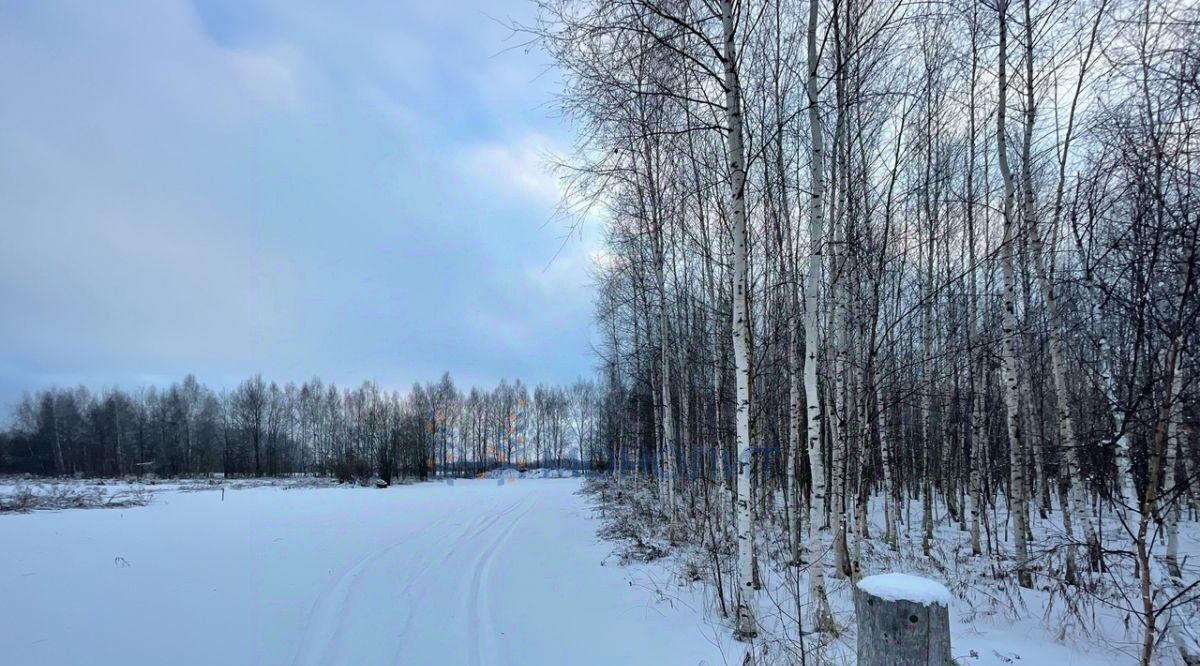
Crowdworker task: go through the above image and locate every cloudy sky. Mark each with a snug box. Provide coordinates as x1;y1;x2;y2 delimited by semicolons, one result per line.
0;0;599;406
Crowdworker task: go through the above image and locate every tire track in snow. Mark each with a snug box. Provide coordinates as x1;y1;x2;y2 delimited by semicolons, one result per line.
291;540;405;666
293;491;532;666
292;506;489;666
466;496;536;666
391;494;531;663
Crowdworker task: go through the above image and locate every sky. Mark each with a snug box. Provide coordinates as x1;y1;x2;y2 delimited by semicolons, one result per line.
0;0;600;407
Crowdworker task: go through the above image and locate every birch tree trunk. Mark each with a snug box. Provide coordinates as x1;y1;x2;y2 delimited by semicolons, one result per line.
653;168;678;527
996;0;1032;588
1164;351;1184;579
690;130;728;495
965;51;985;555
721;0;756;640
1018;1;1093;576
764;19;803;566
1138;336;1185;666
921;220;936;559
804;0;834;630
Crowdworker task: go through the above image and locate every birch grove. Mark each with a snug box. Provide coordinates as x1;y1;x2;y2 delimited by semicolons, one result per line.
530;0;1200;661
1;374;604;481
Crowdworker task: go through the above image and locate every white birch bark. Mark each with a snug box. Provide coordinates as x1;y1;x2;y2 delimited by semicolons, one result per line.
654;201;678;524
804;0;834;629
788;268;802;565
1164;351;1184;579
921;222;936;559
770;36;802;565
875;361;896;550
721;0;755;640
1103;324;1135;511
1019;25;1098;571
1027;0;1107;571
966;123;985;556
828;8;851;580
996;0;1032;588
691;139;728;495
1137;337;1185;666
710;262;727;491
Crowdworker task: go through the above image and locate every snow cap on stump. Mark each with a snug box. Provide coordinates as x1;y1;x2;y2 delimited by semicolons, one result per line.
857;573;951;607
854;573;952;666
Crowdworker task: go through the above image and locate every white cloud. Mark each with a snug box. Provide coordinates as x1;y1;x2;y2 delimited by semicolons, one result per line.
0;0;597;400
226;44;304;109
458;133;564;207
0;0;301;374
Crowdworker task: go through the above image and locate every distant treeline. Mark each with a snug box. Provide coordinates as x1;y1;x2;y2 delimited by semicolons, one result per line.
0;373;606;481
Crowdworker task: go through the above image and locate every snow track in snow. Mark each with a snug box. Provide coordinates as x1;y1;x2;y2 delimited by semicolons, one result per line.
465;496;534;666
1;478;728;666
294;490;536;666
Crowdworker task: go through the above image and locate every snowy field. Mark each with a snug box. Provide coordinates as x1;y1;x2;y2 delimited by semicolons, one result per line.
0;478;735;666
5;475;1195;665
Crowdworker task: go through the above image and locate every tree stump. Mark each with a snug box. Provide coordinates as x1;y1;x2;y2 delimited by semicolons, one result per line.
854;573;952;666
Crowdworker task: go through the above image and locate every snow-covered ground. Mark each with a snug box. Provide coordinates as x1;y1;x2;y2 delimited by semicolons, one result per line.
588;477;1200;666
9;474;1193;665
0;478;735;666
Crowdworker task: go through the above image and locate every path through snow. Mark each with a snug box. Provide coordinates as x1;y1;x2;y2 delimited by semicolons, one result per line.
1;478;731;666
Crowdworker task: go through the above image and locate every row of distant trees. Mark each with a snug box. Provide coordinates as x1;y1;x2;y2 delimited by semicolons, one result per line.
0;373;605;481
